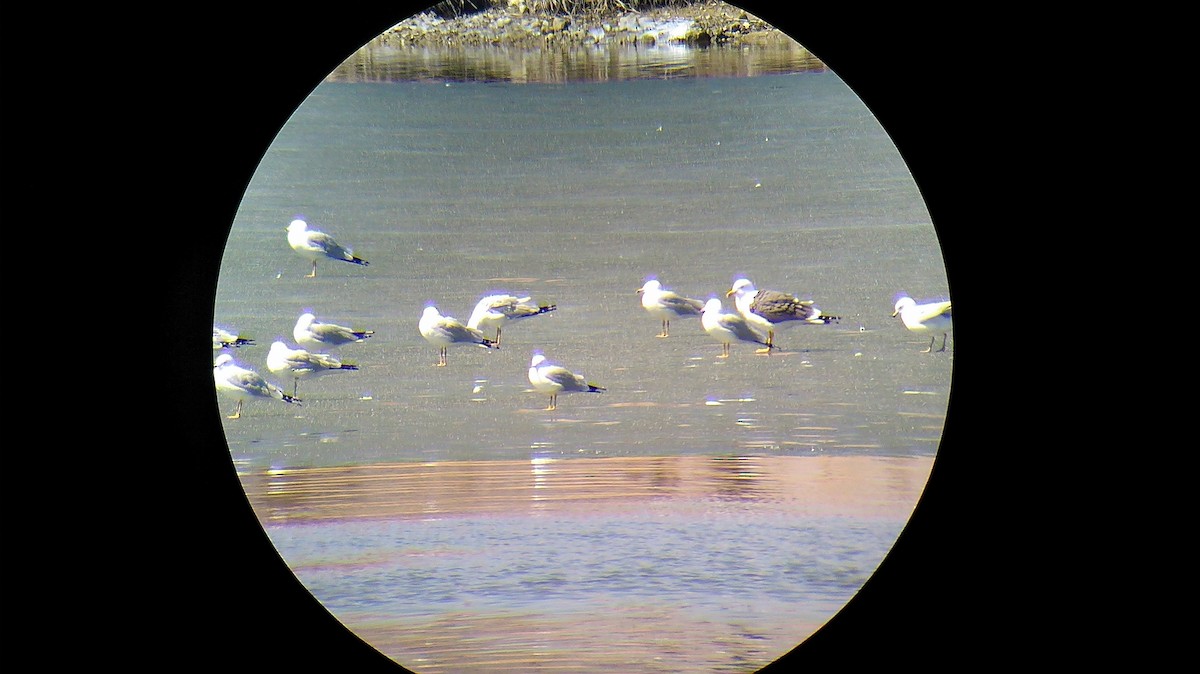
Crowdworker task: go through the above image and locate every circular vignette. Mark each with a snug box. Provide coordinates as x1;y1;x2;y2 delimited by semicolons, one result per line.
173;2;977;672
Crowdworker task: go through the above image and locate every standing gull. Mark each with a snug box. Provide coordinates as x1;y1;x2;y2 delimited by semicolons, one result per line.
419;305;497;367
527;352;606;411
286;218;369;278
293;312;374;352
637;279;704;338
701;297;774;358
213;353;300;419
266;340;360;398
466;294;557;347
727;278;839;353
892;295;952;352
213;326;255;350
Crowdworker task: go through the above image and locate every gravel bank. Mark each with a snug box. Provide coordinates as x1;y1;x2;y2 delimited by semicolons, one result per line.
379;0;792;48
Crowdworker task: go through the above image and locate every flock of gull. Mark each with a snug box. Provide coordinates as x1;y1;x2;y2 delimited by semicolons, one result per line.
214;218;953;418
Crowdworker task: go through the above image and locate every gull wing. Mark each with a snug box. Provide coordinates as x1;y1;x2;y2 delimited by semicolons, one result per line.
717;312;767;343
751;290;817;322
541;364;589;392
437;317;489;344
658;291;705;316
915;301;952;322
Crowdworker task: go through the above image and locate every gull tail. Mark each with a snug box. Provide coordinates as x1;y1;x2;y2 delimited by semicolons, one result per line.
537;304;557;315
587;383;606;393
810;313;840;325
281;392;302;405
354;330;375;340
481;338;499;350
339;364;360;371
227;337;255;347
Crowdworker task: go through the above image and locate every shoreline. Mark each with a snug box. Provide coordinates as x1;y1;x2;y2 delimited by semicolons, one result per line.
376;0;799;50
329;2;822;83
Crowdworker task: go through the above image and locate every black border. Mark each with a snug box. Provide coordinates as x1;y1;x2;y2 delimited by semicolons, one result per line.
8;2;986;670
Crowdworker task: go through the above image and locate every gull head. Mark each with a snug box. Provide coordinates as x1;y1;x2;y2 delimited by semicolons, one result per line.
287;219;309;234
637;279;662;295
892;296;915;317
702;297;723;314
214;353;234;367
728;278;754;297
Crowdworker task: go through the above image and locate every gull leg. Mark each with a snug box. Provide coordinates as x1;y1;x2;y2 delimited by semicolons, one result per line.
937;333;948;352
756;329;774;354
306;261;317;278
293;378;299;398
496;328;502;347
546;395;557;411
228;401;242;419
922;337;934;353
436;347;448;367
657;320;669;338
720;343;730;358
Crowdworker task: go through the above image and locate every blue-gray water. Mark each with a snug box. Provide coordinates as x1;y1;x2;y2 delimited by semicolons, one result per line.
215;54;951;673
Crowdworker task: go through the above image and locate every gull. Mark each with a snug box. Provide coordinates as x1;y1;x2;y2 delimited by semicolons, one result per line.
293;312;374;352
266;340;360;398
213;326;255;350
701;297;774;358
527;352;606;411
419;305;497;367
466;294;557;347
213;353;300;419
892;295;952;352
636;279;704;337
286;218;368;278
727;277;839;352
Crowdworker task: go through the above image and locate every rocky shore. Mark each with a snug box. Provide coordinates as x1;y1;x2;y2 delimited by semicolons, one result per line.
378;0;792;49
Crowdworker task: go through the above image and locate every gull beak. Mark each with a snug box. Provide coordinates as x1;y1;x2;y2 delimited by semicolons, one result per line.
891;310;899;317
725;289;735;297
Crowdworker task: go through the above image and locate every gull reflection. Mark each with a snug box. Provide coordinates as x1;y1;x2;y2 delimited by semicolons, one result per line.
530;454;556;506
240;455;934;527
706;455;772;502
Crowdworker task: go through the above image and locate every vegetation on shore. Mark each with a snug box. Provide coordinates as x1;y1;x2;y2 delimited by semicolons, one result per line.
429;0;710;20
384;0;788;48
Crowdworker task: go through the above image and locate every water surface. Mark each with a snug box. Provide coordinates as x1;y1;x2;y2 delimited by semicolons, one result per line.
327;40;827;83
244;454;933;672
217;74;947;467
215;53;950;672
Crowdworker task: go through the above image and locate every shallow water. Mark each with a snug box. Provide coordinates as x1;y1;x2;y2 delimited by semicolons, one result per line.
242;454;932;672
215;51;951;672
217;74;948;467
